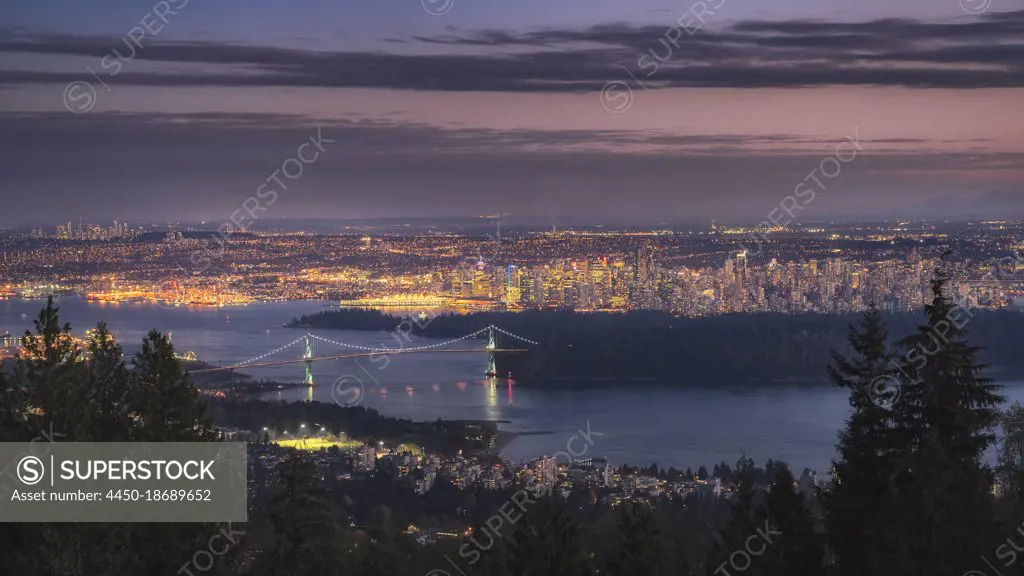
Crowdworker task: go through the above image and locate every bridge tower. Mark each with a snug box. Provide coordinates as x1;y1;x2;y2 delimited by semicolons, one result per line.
304;334;315;387
485;326;498;377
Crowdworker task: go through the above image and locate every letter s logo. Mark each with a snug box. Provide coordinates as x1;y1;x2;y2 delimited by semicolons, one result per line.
17;456;44;485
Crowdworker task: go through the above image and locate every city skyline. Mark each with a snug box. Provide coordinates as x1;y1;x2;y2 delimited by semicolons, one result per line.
3;219;1022;314
1;1;1022;224
3;2;1024;571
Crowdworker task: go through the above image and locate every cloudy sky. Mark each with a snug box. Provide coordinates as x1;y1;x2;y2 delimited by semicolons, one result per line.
0;0;1022;226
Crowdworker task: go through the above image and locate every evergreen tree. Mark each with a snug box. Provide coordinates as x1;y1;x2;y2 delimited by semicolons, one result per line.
18;296;86;438
265;455;342;576
996;401;1024;503
0;300;234;574
605;501;664;576
508;495;588;576
893;264;1003;573
824;305;905;576
760;465;824;576
131;329;214;441
705;459;761;576
81;322;134;441
994;402;1024;548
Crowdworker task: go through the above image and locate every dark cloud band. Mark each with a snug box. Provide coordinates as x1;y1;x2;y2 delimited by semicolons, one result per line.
0;9;1021;90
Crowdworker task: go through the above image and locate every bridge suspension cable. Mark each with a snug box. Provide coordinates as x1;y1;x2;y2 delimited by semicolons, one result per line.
209;325;540;372
226;336;307;368
305;327;491;354
488;325;539;346
304;325;539;354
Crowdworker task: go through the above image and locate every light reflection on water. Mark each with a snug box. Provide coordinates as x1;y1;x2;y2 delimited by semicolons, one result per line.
3;297;1022;471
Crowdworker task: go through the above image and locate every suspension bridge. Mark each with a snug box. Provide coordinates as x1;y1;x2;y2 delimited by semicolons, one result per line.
187;325;538;385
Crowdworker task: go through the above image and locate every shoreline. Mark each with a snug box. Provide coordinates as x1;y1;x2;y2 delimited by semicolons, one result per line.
491;429;555;454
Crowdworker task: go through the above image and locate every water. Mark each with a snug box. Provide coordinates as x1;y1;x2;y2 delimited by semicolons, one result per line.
2;297;1020;472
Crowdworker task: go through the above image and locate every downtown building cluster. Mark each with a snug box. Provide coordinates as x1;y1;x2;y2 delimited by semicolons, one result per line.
448;247;1024;316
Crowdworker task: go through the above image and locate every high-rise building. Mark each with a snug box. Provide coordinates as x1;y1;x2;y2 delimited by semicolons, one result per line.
355;446;377;472
634;244;655;284
533;456;557;486
735;251;748;290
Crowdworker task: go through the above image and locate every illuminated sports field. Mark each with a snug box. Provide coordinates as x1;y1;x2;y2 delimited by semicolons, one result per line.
273;436;362;452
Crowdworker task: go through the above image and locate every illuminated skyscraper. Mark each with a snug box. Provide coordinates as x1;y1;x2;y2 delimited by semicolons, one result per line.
534;456;557;485
634;244;655;284
735;251;748;289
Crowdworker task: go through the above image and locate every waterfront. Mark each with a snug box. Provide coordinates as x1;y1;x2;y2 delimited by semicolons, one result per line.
2;297;1021;472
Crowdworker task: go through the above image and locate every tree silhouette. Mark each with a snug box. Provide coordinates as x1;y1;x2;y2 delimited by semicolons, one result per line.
508;495;589;576
825;305;905;576
0;298;232;574
760;464;825;576
605;501;664;576
264;455;342;576
892;265;1002;573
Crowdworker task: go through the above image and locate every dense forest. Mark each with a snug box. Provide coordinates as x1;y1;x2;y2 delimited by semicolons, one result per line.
289;307;1024;382
289;307;408;331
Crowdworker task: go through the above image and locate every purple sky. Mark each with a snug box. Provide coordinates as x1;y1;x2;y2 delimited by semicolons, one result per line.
0;0;1022;226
